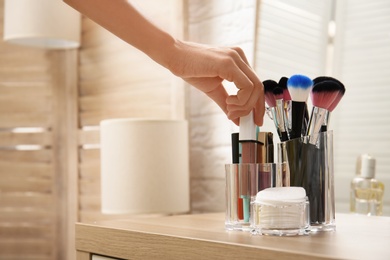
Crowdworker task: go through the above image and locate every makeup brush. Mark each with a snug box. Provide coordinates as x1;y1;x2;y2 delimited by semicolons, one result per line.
278;77;292;133
263;79;278;108
287;75;313;139
263;79;282;138
312;77;345;111
308;76;344;223
323;86;346;129
306;81;342;144
273;87;289;141
313;77;346;132
313;76;343;86
327;85;345;112
291;76;310;136
263;80;289;141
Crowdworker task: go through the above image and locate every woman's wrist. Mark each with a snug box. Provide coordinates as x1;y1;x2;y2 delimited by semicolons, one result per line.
148;35;183;75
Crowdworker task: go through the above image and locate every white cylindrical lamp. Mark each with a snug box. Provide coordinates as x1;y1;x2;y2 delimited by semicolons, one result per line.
3;0;81;49
100;118;190;215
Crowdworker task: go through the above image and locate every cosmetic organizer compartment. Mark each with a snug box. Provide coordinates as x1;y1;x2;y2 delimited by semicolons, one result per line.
225;163;289;231
250;187;310;236
278;131;335;232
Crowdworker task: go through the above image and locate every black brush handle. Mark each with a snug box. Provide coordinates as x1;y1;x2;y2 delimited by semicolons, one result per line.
231;133;239;163
290;101;306;139
280;131;289;142
306;144;321;224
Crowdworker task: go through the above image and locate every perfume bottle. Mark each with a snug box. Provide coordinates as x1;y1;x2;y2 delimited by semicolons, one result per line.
350;154;385;216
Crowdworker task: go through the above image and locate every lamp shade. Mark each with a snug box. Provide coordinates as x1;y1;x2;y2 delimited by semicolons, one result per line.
100;118;190;215
3;0;81;49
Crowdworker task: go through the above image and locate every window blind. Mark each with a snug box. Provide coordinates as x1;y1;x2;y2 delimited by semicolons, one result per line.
254;0;331;138
332;0;390;215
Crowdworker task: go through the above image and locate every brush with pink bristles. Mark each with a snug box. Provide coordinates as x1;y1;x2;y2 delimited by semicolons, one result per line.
264;79;278;109
313;76;346;132
306;81;343;144
278;77;291;102
264;80;289;141
273;87;289;141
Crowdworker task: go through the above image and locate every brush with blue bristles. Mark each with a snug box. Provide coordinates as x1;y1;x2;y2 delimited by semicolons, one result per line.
287;75;313;139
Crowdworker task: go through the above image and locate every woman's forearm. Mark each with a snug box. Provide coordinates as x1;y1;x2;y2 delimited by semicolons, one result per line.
64;0;265;125
63;0;175;67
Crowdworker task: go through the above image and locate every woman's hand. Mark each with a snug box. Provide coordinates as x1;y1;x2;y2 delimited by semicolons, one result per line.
166;40;264;126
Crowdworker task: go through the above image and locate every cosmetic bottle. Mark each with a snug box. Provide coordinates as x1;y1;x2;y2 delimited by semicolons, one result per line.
350;154;385;216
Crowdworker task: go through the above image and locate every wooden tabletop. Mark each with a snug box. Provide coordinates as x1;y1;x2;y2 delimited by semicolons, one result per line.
76;213;390;260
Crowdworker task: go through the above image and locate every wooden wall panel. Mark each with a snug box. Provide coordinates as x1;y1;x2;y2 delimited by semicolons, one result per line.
0;149;51;163
78;0;186;222
0;1;78;259
0;60;55;260
1;1;186;259
0;132;52;146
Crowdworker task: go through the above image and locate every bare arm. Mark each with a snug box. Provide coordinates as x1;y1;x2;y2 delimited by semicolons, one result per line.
63;0;264;125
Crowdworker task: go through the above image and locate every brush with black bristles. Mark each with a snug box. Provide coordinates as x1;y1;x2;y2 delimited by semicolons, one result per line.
263;80;279;136
278;77;292;133
313;76;346;132
264;80;289;141
306;81;342;144
263;79;278;110
273;87;289;141
287;75;313;139
263;79;277;134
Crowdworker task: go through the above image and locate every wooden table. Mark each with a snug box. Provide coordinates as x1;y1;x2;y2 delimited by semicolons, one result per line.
76;213;390;260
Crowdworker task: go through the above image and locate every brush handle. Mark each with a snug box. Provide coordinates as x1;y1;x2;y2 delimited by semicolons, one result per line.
231;133;239;163
320;111;331;132
284;100;292;133
306;107;327;144
269;106;288;142
302;104;309;137
275;99;289;141
289;101;306;140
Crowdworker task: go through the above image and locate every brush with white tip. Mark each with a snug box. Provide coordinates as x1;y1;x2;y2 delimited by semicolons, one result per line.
287;75;313;139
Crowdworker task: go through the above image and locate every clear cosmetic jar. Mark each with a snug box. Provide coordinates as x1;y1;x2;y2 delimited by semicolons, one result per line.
251;187;310;236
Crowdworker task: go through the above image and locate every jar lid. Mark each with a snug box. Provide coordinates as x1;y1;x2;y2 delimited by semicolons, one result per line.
255;187;306;204
360;154;376;178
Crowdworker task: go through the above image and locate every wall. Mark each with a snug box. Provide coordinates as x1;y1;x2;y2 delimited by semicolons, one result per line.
78;0;187;222
0;1;78;259
187;0;256;212
332;0;390;215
